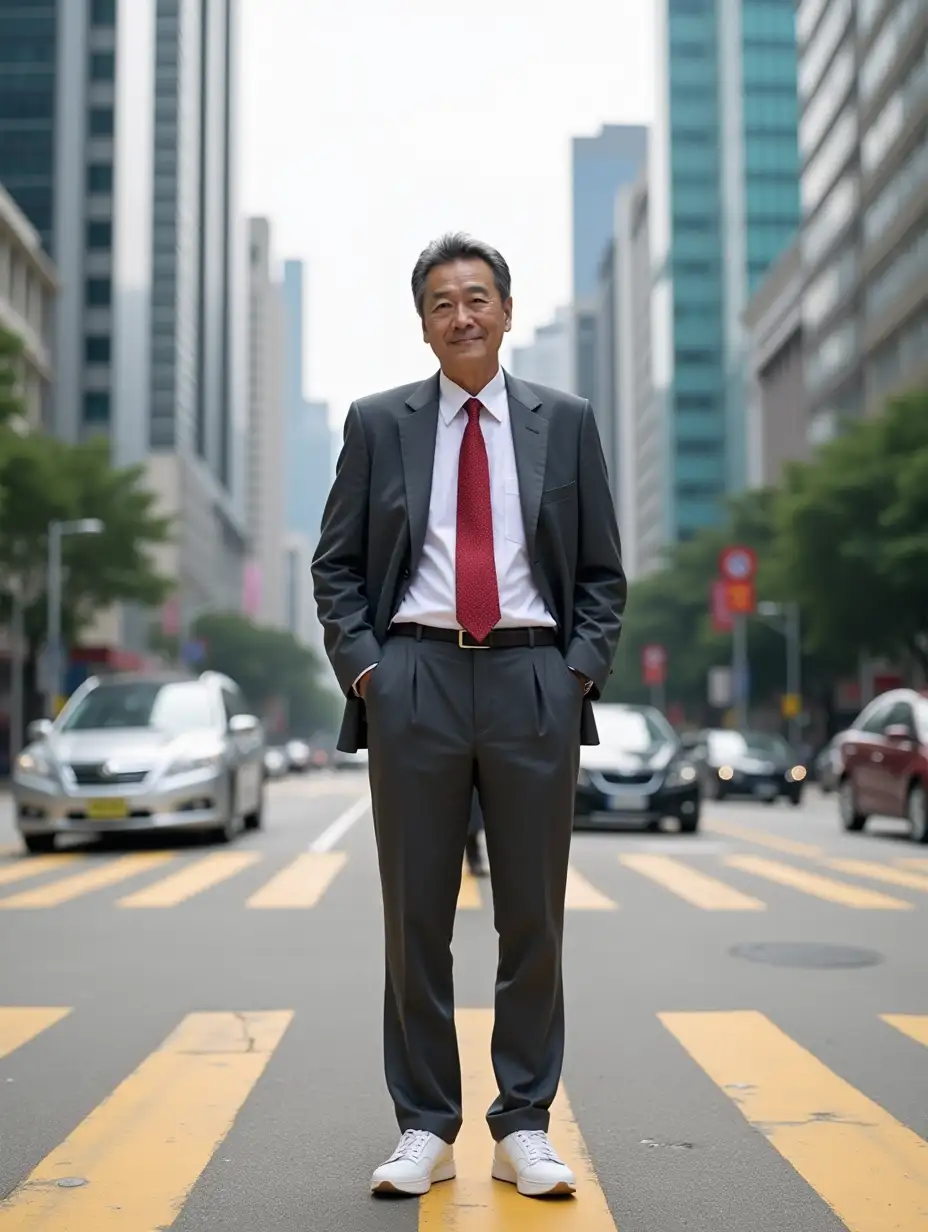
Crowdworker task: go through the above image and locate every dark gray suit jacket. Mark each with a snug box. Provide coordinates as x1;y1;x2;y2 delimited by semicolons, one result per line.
311;371;627;752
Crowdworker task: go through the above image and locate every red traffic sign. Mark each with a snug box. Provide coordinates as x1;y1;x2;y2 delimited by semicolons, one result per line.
642;643;667;686
710;580;734;633
723;579;756;615
719;546;757;584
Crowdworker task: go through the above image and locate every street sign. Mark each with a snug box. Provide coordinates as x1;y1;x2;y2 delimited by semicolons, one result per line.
781;693;802;718
710;581;734;633
723;579;756;615
719;546;757;583
642;643;667;686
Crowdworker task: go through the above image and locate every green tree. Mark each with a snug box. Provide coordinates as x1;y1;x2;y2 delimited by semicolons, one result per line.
0;433;173;683
186;612;339;736
604;488;805;721
776;389;928;677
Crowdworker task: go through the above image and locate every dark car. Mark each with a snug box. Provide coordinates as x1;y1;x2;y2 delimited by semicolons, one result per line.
574;703;700;832
689;729;807;805
838;689;928;843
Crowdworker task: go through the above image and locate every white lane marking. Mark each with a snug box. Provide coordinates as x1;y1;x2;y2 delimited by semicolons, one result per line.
309;793;371;853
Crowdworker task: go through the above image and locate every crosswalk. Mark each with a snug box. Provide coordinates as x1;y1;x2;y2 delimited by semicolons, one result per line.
1;841;928;912
1;1003;925;1228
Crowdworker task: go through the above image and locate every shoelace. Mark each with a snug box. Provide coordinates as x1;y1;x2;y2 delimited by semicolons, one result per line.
512;1130;563;1165
387;1129;433;1163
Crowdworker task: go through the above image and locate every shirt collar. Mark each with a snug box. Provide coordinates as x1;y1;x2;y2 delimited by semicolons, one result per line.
438;367;507;426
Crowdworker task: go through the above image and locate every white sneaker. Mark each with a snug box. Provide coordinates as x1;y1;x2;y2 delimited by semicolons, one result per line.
492;1130;576;1196
370;1129;456;1195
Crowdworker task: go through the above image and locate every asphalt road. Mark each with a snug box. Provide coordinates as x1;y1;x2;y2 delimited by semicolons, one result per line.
0;774;926;1231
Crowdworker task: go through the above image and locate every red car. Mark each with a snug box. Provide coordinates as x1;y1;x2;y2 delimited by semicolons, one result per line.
839;688;928;843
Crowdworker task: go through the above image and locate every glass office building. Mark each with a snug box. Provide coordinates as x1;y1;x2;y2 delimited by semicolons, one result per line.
650;0;801;542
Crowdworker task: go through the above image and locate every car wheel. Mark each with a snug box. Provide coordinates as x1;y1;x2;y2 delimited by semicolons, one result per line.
908;783;928;845
22;833;56;855
679;802;701;833
244;786;264;832
788;793;802;807
839;777;867;832
209;777;238;844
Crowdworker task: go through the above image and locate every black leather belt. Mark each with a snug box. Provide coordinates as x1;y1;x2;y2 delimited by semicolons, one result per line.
389;623;558;649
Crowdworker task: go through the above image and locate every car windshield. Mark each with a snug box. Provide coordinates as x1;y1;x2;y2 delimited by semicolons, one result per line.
709;730;794;761
593;706;674;752
58;681;216;736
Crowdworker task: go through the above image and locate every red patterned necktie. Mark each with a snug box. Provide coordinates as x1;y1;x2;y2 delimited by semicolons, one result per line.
456;397;501;642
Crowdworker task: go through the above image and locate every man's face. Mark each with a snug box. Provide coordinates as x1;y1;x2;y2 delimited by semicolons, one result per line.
420;258;512;376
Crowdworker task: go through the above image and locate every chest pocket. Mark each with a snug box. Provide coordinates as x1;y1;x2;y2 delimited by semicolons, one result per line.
504;487;526;544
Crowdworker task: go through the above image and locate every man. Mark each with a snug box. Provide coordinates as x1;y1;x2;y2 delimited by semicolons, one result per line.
465;790;487;877
312;233;625;1199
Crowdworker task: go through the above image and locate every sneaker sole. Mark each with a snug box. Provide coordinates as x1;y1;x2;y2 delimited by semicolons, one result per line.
492;1159;577;1197
371;1159;456;1196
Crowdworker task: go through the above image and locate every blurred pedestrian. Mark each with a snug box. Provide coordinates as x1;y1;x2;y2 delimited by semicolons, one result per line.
312;233;625;1199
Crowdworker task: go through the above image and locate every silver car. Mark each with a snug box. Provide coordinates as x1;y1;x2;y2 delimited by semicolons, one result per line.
13;671;266;854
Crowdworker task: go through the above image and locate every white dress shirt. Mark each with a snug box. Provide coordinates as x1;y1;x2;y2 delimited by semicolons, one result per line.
392;368;555;630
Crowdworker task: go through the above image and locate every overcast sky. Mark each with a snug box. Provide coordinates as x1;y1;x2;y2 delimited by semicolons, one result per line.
241;0;655;426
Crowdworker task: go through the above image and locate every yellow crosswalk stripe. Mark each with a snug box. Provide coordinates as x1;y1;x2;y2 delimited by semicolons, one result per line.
246;852;346;908
418;1009;617;1229
565;866;617;910
896;857;928;871
0;853;80;888
0;1008;71;1060
661;1010;928;1230
828;858;928;893
620;854;765;910
704;818;822;856
881;1014;928;1049
724;854;912;908
118;851;263;907
0;1010;292;1230
457;864;483;910
0;853;176;908
0;844;21;859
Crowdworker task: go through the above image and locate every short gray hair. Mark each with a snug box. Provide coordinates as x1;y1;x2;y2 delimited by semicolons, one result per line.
411;232;512;317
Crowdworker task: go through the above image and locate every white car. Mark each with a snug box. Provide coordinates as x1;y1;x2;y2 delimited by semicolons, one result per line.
13;671;266;853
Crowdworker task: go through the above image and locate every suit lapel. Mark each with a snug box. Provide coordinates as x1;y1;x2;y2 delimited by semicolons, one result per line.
505;373;546;558
399;374;441;573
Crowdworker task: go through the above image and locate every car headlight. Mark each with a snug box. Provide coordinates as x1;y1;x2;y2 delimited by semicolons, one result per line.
665;761;698;789
166;750;224;776
787;765;807;782
14;748;56;780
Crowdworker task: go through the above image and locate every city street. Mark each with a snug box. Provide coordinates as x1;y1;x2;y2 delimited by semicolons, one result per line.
0;774;926;1231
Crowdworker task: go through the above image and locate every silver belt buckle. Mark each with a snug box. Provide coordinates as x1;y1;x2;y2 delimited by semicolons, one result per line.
458;629;490;649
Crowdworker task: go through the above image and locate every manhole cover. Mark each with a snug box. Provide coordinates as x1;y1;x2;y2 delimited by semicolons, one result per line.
729;942;883;969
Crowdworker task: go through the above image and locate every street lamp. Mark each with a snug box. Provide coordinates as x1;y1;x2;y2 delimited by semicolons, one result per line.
758;600;802;747
45;518;104;718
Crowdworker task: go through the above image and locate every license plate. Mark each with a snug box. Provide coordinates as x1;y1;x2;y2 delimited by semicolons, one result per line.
608;793;647;812
86;798;129;821
755;782;777;800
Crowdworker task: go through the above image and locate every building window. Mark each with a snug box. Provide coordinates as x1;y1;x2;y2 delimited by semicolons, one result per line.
83;392;110;422
90;51;115;80
86;220;112;249
91;0;116;26
86;277;111;306
87;163;113;194
89;108;114;137
85;335;111;364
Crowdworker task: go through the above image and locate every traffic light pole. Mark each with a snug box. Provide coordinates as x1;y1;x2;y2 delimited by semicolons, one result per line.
785;601;802;748
732;614;749;730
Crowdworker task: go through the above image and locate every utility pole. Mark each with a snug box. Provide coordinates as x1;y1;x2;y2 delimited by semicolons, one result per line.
45;518;105;718
785;601;802;748
732;614;749;729
10;577;24;762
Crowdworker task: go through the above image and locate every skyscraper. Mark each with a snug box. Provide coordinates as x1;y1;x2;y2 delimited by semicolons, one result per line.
245;218;286;628
797;0;928;444
0;0;248;645
650;0;801;543
571;125;648;409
